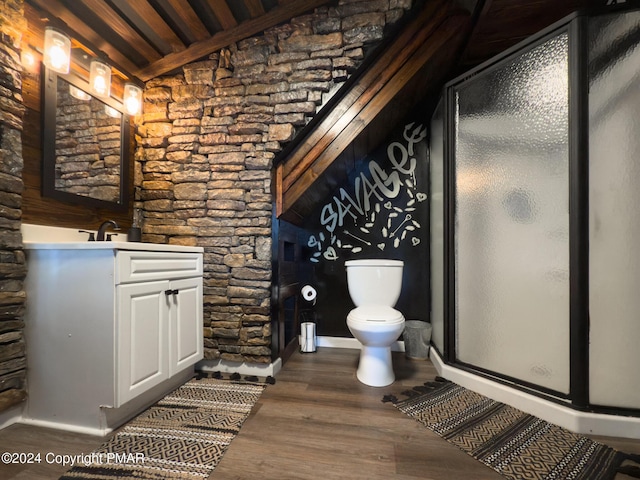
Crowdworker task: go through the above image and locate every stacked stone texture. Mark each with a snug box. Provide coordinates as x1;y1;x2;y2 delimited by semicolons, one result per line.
0;0;27;412
137;0;412;363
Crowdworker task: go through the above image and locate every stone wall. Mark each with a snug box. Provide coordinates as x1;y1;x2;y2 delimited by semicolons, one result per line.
137;0;413;363
0;0;27;412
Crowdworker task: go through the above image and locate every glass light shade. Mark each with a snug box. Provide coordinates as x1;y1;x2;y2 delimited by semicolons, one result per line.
69;84;91;101
89;60;111;98
123;83;143;115
43;27;71;74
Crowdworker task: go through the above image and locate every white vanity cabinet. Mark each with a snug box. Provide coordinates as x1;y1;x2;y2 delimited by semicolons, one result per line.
23;242;204;435
115;250;203;406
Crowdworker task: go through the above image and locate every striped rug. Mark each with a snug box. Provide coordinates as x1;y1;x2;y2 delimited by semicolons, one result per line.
60;374;268;480
385;379;640;480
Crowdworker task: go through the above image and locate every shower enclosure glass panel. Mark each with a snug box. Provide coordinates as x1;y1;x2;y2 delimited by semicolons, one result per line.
430;99;445;353
454;32;571;393
588;11;640;409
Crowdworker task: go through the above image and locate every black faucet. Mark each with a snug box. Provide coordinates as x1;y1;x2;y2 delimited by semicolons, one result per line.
96;220;121;241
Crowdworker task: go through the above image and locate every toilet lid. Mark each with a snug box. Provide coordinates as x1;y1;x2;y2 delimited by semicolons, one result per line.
348;305;404;324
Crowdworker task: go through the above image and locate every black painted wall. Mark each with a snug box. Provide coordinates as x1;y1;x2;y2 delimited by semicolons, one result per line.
300;113;431;337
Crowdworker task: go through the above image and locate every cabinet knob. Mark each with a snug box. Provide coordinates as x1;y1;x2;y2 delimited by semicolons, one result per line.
164;289;179;296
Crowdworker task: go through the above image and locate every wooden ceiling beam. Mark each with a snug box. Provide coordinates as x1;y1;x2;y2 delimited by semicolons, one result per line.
206;0;238;30
136;0;333;81
281;16;469;218
79;0;162;63
120;0;187;54
244;0;267;18
458;0;586;69
281;0;449;188
166;0;213;41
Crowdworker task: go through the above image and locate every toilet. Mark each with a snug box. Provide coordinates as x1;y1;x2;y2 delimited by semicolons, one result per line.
345;259;405;387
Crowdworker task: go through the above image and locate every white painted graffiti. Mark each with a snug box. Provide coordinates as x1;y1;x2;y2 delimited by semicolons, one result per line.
308;122;427;262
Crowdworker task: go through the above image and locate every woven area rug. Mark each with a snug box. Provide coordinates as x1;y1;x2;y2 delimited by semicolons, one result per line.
60;373;270;480
384;378;640;480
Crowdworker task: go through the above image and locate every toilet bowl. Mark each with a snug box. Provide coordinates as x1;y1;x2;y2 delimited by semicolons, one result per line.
347;305;405;386
345;259;405;387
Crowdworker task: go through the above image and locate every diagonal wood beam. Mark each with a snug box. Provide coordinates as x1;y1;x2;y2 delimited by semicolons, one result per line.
281;17;468;217
281;0;448;188
276;1;472;221
136;0;334;81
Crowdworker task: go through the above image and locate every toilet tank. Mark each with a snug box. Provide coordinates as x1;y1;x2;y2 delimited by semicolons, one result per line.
345;259;404;307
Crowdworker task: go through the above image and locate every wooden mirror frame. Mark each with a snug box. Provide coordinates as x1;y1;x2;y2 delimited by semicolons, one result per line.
41;65;131;212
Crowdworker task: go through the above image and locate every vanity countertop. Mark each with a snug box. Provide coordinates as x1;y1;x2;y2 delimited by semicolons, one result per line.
23;241;203;253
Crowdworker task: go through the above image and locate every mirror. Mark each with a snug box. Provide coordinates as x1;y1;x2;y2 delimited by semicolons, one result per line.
42;65;130;210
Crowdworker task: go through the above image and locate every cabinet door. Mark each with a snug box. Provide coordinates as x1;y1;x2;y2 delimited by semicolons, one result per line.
169;277;203;375
117;280;170;406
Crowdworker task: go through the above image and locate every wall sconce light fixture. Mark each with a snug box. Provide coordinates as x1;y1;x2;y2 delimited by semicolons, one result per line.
123;83;143;116
43;27;71;74
89;60;111;98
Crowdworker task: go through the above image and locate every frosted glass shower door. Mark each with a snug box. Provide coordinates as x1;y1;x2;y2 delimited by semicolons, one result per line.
454;32;571;393
589;11;640;409
430;99;445;353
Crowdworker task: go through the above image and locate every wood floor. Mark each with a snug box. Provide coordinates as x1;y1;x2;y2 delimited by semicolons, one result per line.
0;347;639;479
213;347;504;480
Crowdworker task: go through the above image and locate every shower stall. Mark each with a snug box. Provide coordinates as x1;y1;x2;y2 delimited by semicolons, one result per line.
430;6;640;423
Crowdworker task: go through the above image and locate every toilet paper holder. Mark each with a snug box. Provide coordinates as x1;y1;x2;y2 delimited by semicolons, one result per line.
299;288;317;352
300;284;317;305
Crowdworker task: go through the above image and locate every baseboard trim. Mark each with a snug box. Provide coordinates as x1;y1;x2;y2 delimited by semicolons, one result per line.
196;357;282;377
20;417;108;437
316;336;405;352
0;404;22;431
430;348;640;439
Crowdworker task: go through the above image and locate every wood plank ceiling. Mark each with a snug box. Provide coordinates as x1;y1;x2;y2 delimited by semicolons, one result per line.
24;0;600;224
23;0;595;84
25;0;334;82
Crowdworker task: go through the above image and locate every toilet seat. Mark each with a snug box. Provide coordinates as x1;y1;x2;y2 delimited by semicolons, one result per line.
347;305;404;325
